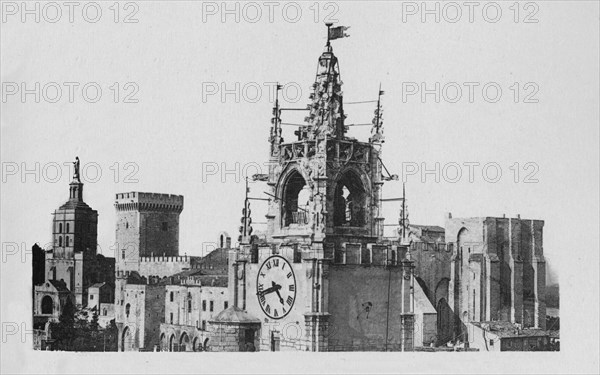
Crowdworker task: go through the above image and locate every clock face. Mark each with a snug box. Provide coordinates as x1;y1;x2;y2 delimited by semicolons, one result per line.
256;255;296;320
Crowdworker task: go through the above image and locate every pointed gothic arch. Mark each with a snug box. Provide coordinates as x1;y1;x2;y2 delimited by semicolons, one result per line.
280;169;309;226
180;332;190;352
121;326;134;351
333;168;369;227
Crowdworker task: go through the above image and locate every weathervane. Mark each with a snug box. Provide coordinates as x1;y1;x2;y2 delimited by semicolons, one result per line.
326;22;350;45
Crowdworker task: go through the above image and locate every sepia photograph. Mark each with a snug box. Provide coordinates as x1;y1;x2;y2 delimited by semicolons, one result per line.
1;1;598;374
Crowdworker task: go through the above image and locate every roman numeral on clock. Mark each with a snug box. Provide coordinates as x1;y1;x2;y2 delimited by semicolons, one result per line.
266;261;272;270
289;284;295;292
287;272;292;279
274;309;279;318
265;304;271;314
287;296;294;306
273;258;279;267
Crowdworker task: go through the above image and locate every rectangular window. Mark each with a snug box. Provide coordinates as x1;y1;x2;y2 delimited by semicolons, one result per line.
210;301;214;312
122;250;125;259
473;289;476;320
188;299;192;313
90;295;94;300
224;301;228;310
202;320;206;330
202;300;206;311
293;246;302;263
170;312;173;324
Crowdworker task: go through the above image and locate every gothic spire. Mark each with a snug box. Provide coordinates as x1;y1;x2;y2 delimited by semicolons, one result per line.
301;24;350;140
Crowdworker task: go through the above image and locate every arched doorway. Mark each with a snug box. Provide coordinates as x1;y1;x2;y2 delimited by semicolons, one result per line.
436;298;452;345
41;296;53;314
121;326;134;351
160;333;167;352
180;332;190;352
169;334;176;352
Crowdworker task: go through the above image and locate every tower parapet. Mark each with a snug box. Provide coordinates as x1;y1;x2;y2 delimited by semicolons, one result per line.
115;192;183;212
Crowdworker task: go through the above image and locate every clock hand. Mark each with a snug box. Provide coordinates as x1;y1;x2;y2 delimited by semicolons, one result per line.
258;286;277;296
272;281;284;304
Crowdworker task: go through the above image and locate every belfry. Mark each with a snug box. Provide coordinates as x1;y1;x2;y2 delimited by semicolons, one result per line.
212;25;436;352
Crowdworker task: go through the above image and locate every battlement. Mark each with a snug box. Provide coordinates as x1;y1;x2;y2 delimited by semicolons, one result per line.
114;192;184;212
139;255;198;263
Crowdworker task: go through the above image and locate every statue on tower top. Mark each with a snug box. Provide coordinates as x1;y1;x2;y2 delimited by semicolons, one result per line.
73;156;80;182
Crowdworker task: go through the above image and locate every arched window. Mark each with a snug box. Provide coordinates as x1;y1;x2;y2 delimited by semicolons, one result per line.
58;236;62;247
220;234;224;248
125;303;131;318
160;333;167;351
391;249;397;265
169;334;176;352
170;291;174;302
66;223;70;233
67;267;74;291
180;332;190;352
65;236;69;246
59;223;63;233
282;170;309;226
41;296;53;314
334;171;367;227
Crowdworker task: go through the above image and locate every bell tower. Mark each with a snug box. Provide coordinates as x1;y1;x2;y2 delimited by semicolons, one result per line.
265;29;385;256
228;25;417;353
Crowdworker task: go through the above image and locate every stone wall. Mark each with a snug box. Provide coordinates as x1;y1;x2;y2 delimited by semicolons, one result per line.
446;215;547;336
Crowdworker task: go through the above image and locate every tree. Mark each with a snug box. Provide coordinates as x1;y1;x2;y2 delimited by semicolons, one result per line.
90;311;99;331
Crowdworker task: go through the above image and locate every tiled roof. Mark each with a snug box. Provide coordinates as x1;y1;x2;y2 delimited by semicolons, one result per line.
210;306;260;324
57;200;94;211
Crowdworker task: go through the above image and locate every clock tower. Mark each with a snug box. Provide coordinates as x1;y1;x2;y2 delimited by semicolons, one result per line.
218;25;419;352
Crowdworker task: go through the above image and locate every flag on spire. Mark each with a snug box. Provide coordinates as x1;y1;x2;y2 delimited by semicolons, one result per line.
329;26;350;40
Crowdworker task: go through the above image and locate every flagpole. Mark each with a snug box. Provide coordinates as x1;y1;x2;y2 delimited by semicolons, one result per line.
326;22;332;46
402;182;406;242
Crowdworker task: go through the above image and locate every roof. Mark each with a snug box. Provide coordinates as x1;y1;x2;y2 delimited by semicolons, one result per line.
471;321;549;338
195;247;229;273
57;200;95;211
413;276;437;314
409;224;445;232
88;283;106;289
210;306;261;324
159;270;228;288
408;224;445;244
49;279;70;292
